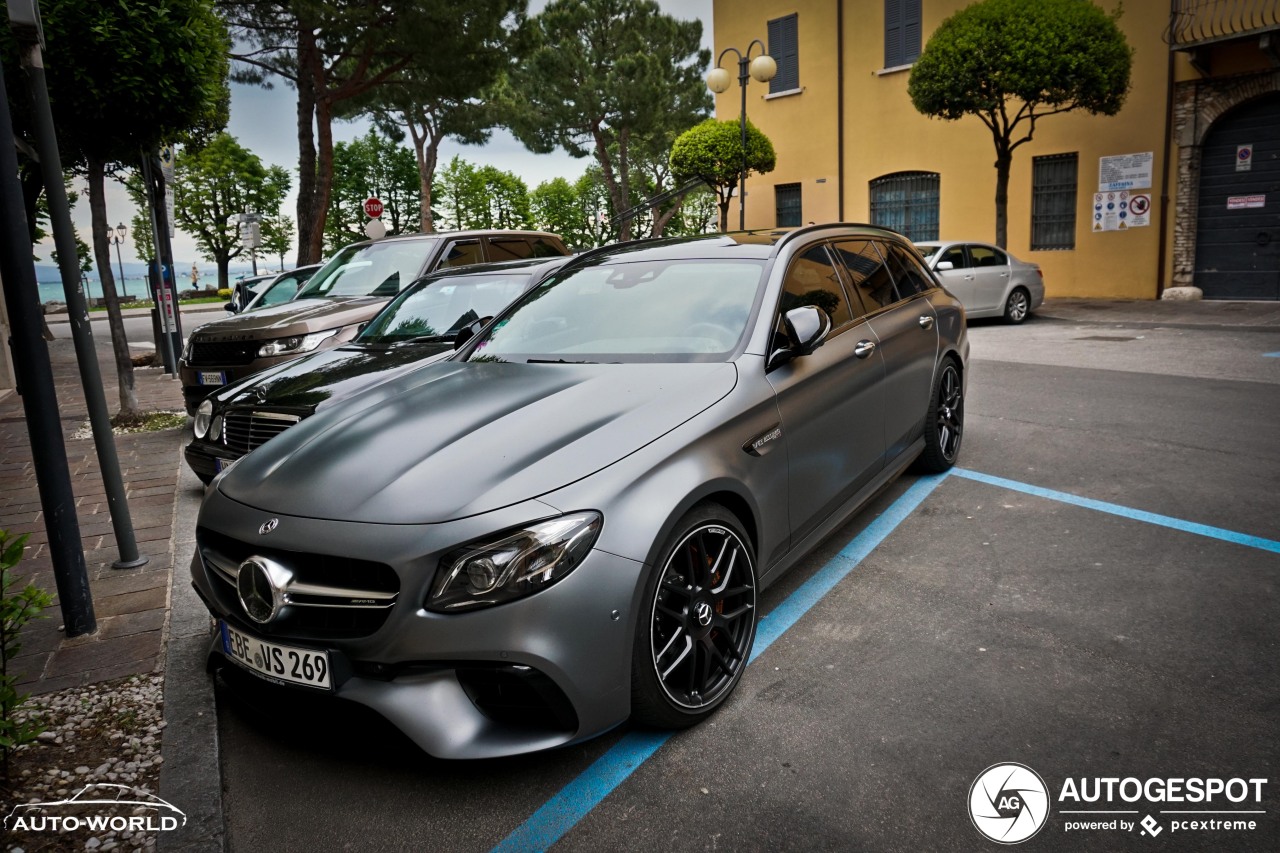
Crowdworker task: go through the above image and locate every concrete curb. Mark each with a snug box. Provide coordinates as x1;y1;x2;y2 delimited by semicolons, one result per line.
157;457;224;852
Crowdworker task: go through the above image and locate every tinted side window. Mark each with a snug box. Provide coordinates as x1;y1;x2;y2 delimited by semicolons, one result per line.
529;238;566;258
489;239;533;262
883;243;935;297
832;240;899;309
438;240;483;269
969;245;1007;267
939;245;968;269
778;245;854;332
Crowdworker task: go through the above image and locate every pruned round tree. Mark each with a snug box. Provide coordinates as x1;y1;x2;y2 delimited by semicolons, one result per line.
670;118;776;232
908;0;1133;248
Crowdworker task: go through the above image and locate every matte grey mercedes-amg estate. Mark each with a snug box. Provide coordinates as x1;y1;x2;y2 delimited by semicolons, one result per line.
191;225;969;759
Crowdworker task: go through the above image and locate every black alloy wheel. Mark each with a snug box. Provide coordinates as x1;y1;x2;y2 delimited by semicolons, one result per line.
632;506;757;728
1004;287;1030;324
916;360;964;473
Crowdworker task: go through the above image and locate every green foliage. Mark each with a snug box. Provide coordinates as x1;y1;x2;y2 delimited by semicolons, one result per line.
261;214;294;269
670;119;776;231
435;156;532;231
124;172;156;264
663;186;718;237
172;133;291;288
325;131;421;254
502;0;711;240
0;530;54;782
907;0;1133;245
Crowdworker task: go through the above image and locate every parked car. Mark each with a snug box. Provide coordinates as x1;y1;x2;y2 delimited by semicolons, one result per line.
914;240;1044;323
224;273;276;314
185;257;570;484
191;226;968;759
178;231;569;413
229;265;322;314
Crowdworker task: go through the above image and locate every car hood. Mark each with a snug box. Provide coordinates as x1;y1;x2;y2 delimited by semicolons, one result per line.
215;343;454;413
218;361;738;524
192;297;387;341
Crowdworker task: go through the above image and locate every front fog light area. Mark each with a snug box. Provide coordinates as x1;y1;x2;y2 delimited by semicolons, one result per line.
428;511;602;612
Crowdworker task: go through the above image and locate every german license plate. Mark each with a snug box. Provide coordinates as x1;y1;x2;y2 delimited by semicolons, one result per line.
199;371;227;385
220;621;331;690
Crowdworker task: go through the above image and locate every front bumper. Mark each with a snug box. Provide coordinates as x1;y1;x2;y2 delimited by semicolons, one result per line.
191;490;643;759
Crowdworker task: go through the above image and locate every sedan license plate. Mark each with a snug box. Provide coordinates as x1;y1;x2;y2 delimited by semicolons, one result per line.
220;621;331;690
199;371;227;385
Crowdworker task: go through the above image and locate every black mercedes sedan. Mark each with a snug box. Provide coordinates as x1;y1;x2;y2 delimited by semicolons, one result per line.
185;257;568;483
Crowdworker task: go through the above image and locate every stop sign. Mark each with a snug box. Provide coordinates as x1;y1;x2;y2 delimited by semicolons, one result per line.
363;197;384;218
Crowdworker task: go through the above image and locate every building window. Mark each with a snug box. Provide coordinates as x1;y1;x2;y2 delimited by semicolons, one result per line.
767;14;799;94
869;171;939;241
776;183;802;227
884;0;922;68
1031;153;1078;250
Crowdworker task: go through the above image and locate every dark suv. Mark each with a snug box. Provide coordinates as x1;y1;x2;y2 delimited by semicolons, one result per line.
178;231;568;413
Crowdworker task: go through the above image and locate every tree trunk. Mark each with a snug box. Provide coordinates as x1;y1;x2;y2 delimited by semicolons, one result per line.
216;252;230;290
308;94;335;260
591;127;631;242
994;149;1012;250
406;117;438;233
86;158;139;418
718;198;730;232
294;21;319;265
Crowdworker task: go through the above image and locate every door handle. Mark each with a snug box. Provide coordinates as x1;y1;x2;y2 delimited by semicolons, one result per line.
854;340;876;359
918;315;935;330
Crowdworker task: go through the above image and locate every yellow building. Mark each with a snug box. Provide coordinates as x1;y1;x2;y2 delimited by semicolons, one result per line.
710;0;1280;299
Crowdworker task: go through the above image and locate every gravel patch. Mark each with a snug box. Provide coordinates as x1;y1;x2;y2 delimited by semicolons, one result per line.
2;674;165;852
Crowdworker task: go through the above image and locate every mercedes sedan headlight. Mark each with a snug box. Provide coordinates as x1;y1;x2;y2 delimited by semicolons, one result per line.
257;328;339;358
427;512;602;613
193;399;213;439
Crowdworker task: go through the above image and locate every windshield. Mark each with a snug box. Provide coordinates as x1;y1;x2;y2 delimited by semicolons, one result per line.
296;238;439;300
359;272;533;344
914;244;941;262
464;259;764;364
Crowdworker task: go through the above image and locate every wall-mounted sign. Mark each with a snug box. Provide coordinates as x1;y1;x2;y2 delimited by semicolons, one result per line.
1226;194;1265;209
1099;152;1154;192
1127;193;1151;227
1092;191;1143;231
1236;144;1253;172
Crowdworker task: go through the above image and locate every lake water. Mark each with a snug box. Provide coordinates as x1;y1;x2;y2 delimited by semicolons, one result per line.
37;277;153;305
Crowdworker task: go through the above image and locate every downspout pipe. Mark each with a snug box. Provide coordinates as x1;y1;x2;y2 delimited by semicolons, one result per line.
837;0;846;220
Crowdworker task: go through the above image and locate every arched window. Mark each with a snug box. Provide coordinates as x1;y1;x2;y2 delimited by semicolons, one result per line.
869;171;939;241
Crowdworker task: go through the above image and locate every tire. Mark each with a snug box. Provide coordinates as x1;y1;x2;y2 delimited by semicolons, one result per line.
631;504;758;728
915;359;964;473
1003;287;1031;324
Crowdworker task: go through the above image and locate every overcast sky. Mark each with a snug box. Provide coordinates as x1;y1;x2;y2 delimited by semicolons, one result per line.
57;0;713;275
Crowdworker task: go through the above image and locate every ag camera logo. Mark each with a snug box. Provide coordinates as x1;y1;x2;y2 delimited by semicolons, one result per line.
969;763;1050;844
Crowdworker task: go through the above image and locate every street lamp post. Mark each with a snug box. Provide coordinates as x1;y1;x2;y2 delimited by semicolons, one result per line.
107;221;128;296
706;40;777;231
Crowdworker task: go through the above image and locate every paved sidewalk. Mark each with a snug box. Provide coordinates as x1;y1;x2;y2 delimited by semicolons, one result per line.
0;334;186;695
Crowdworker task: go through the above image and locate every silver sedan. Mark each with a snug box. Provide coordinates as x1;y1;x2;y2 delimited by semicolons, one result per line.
915;240;1045;323
192;226;969;759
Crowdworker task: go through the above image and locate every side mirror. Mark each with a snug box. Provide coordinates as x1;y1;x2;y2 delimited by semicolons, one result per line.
453;319;485;350
767;305;831;370
935;260;955;271
224;301;237;313
783;305;830;355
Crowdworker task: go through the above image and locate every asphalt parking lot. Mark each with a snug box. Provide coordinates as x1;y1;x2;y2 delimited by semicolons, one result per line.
198;309;1279;852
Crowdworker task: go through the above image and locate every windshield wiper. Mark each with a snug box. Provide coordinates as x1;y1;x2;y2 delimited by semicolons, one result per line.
526;358;598;364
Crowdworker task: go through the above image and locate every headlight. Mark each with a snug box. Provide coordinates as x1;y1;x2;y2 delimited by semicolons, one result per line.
258;328;339;358
208;414;223;442
180;337;193;362
193;400;213;439
427;511;602;613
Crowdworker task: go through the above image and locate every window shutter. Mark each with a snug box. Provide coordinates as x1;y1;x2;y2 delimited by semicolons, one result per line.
768;14;799;93
903;0;922;63
885;0;903;68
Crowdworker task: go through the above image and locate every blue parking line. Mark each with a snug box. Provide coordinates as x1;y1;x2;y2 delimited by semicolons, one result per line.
1264;352;1280;358
952;468;1280;554
490;472;952;853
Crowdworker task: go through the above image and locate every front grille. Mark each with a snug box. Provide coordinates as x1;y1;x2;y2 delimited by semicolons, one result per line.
222;410;301;454
189;339;258;366
198;527;400;640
